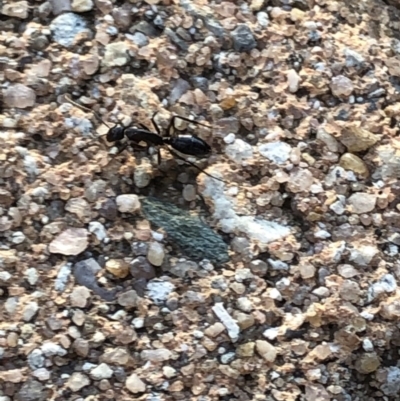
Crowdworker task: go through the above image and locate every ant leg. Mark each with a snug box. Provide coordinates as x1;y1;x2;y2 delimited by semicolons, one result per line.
138;123;150;130
157;148;162;165
115;142;128;156
150;111;162;136
171;115;212;131
131;143;148;151
166;115;177;138
114;142;147;156
167;148;227;184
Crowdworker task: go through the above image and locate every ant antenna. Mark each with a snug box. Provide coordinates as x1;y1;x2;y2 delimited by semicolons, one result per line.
64;95;113;131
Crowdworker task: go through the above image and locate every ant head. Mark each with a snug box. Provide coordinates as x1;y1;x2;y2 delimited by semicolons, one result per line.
106;125;124;142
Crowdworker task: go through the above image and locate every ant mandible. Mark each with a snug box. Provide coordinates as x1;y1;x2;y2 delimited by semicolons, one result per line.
65;96;225;183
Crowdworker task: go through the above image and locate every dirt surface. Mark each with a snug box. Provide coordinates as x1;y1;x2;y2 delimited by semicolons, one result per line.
2;0;400;400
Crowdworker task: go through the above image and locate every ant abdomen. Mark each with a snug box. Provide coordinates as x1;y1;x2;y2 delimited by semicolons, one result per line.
167;136;211;157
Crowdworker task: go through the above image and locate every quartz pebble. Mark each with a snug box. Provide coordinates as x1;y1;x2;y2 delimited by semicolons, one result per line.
67;373;90;392
116;194;141;214
3;84;36;108
287;69;301;93
134;164;152;188
348;193;376;214
204;322;225;338
330;75;354;97
32;368;50;381
25;268;39;285
71;0;93;12
103;42;130;67
23;302;39;322
90;363;113;380
255;340;277;362
126;373;146;394
368;274;397;301
259;142;291;164
49;228;89;255
141;348;172;362
212;303;240;341
88;221;107;241
1;1;29;18
50;12;89;48
147;242;165;266
70;286;91;308
225;139;253;163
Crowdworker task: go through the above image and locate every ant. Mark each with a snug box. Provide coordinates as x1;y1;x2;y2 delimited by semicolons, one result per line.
65;95;225;183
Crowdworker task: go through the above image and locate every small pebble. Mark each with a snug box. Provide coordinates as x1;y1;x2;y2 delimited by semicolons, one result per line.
255;340;277;362
147;242;165;266
70;286;91;308
231;24;256;52
106;259;129;278
90;363;113;380
71;0;93;12
49;228;89;256
116;194;141;214
330;75;354;97
126;373;146;394
3;84;35;108
183;184;196;202
67;372;90;392
1;1;29;19
50;12;89;48
88;221;107;241
23;302;38;322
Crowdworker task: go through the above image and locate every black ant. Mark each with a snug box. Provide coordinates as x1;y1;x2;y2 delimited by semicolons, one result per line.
65;95;225;183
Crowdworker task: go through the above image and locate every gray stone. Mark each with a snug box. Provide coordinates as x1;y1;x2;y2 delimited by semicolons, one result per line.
90;363;113;380
127;32;149;47
27;350;45;369
3;84;36;108
73;259;116;301
16;379;45;401
231;24;256;52
23;302;38;322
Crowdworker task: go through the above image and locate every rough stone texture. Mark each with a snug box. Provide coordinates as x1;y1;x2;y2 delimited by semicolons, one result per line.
1;1;400;400
141;197;229;263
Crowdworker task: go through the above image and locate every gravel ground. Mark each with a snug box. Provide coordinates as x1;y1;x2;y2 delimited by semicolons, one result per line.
2;0;400;400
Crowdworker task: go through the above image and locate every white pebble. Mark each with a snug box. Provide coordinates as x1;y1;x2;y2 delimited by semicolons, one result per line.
89;221;107;241
147;242;165;266
116;194;141;214
151;231;164;242
223;133;236;144
225;139;253;163
362;338;374;352
132;317;144;329
11;231;26;244
212;303;240;341
25;268;39;285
